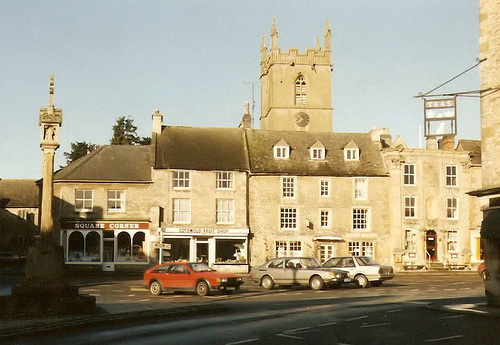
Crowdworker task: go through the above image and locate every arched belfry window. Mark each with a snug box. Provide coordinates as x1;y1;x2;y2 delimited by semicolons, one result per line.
295;76;307;106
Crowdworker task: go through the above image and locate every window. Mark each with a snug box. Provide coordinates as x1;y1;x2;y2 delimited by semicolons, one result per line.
352;208;368;231
446;165;457;187
404;196;416;218
320;179;330;197
295;76;307;106
276;240;302;257
446;197;458;219
320;244;335;263
354;178;368;200
173;198;191;223
320;209;331;228
117;232;146;262
274;146;290;159
107;190;125;212
173;171;190;189
344;148;359;161
67;231;101;262
311;147;325;160
75;190;93;212
215;239;246;263
447;230;458;252
280;207;297;230
403;164;415;185
216;172;233;189
349;241;374;257
216;199;234;224
282;177;296;198
405;229;416;251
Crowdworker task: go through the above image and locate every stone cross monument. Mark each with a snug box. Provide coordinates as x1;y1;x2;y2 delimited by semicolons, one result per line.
38;75;62;243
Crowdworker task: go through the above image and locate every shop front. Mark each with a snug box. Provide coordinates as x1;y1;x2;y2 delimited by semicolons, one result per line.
60;221;151;272
161;227;250;273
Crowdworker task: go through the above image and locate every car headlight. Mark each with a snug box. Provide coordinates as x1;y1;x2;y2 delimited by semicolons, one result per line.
219;278;228;283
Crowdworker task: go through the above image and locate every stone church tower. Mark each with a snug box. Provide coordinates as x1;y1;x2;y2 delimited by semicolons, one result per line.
260;18;333;132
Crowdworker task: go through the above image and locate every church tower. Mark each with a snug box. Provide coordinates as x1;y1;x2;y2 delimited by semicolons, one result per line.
260;18;333;132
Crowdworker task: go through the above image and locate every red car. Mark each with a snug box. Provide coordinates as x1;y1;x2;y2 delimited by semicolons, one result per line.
478;262;488;281
143;261;244;296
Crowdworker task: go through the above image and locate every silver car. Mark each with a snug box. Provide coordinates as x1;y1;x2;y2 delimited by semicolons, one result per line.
251;257;349;290
323;256;394;288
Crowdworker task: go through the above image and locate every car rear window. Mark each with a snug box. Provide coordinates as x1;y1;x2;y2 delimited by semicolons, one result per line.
355;257;379;266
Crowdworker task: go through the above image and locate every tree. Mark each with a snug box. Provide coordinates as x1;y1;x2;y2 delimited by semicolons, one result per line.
63;141;98;164
110;116;140;145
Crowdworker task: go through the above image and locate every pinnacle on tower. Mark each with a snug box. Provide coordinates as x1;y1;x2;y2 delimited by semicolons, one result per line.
324;19;331;51
271;17;278;50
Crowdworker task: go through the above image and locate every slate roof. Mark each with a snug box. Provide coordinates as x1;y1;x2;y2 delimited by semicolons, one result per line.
456;139;481;165
0;179;39;208
246;130;388;176
154;126;249;171
54;145;153;182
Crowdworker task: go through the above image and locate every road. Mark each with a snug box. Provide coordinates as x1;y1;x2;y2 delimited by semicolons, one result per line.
4;271;499;345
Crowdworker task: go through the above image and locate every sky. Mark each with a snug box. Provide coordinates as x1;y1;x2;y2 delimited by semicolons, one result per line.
0;0;480;179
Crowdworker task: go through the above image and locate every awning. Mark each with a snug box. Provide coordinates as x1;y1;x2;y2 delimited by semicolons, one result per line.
314;236;344;241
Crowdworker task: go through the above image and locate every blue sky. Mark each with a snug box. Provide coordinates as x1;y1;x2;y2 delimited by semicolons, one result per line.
0;1;480;179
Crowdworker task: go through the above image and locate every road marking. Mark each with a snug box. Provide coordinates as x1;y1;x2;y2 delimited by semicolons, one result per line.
130;287;146;292
425;335;463;342
386;309;403;313
226;338;260;345
319;321;338;327
438;315;463;320
345;316;369;322
277;333;303;340
283;327;312;333
360;323;390;328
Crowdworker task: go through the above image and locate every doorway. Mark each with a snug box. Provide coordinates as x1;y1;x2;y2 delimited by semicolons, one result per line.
196;238;209;263
425;230;438;261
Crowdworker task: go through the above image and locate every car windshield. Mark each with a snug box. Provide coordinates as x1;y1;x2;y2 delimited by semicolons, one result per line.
190;263;215;272
355;257;379;266
299;258;322;268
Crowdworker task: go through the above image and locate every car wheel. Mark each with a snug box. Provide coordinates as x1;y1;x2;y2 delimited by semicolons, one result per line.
355;274;369;288
196;281;210;296
370;281;383;287
149;281;162;295
309;276;325;290
261;275;275;290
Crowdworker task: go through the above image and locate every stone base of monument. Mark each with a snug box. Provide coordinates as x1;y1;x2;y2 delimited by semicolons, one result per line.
0;243;96;317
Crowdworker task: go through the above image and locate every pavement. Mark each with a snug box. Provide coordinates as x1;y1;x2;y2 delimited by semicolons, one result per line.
1;270;500;341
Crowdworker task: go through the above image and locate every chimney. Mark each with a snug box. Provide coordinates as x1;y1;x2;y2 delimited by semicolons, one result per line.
438;134;455;151
238;102;252;129
152;109;163;135
426;137;438;150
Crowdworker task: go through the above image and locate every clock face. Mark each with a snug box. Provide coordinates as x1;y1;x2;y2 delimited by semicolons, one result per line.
295;112;310;127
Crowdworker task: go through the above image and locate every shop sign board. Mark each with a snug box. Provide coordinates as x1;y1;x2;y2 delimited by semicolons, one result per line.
424;97;457;137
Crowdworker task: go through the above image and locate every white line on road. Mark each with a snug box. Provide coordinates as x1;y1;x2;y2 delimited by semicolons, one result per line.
283;327;312;333
226;338;260;345
386;309;403;313
425;335;463;342
318;321;338;327
438;315;464;320
345;316;369;322
277;333;303;340
360;323;391;328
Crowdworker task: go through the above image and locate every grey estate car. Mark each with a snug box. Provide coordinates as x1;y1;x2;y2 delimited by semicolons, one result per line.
251;257;350;290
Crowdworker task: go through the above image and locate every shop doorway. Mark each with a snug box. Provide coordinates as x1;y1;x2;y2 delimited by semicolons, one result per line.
103;239;115;271
196;238;209;263
425;230;438;261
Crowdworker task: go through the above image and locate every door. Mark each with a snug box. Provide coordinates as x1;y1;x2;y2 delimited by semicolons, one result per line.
103;240;114;262
426;231;438;261
196;238;209;263
164;263;193;289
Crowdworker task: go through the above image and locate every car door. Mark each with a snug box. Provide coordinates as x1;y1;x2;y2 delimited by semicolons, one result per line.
164;264;192;289
268;259;286;284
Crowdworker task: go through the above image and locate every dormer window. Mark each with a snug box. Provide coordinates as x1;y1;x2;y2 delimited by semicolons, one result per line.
344;140;360;161
310;140;326;160
274;139;290;159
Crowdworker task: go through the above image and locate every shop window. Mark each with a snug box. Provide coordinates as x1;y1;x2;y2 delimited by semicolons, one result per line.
132;232;147;262
85;231;101;262
162;238;190;262
349;241;374;257
68;232;84;262
116;232;132;262
447;230;458;252
405;229;416;251
215;239;246;263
